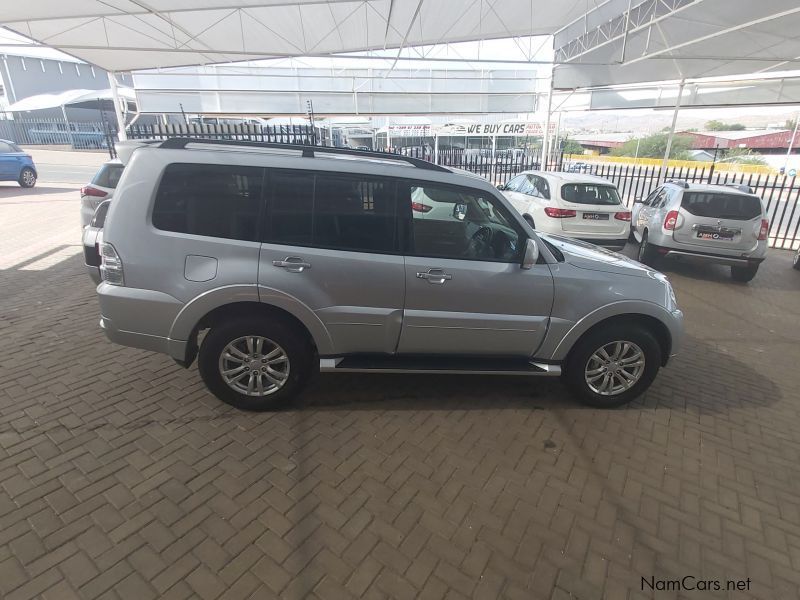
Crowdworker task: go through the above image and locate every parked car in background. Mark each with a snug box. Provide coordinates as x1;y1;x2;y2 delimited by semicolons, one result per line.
566;161;594;174
499;171;630;251
96;138;682;411
83;200;111;284
80;159;124;227
631;180;768;282
0;139;37;188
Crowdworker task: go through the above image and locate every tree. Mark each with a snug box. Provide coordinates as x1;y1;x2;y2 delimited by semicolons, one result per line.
786;118;797;131
705;120;745;131
720;147;766;165
561;137;584;154
610;133;693;160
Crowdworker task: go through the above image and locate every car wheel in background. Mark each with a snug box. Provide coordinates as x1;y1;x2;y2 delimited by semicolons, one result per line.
18;168;36;188
198;317;312;411
793;249;800;271
564;322;662;408
731;264;759;282
637;231;656;266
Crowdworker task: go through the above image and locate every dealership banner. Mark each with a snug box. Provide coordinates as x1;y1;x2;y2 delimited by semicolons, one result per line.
437;122;554;136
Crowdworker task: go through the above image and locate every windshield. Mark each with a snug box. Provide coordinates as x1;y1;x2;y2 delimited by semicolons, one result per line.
561;184;621;206
681;192;762;220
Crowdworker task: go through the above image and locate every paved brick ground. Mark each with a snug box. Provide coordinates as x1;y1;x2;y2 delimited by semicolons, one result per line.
1;182;800;599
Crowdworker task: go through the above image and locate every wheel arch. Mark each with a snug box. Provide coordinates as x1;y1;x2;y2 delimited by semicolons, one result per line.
566;314;672;367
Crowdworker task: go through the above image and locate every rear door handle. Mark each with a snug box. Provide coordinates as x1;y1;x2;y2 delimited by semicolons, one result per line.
273;256;311;273
416;268;452;284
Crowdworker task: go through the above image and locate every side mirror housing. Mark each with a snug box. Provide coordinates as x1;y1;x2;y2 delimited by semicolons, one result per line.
633;196;643;204
521;238;539;269
496;183;506;191
452;203;467;221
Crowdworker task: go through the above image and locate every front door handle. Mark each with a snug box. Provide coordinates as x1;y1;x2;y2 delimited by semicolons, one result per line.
273;256;311;273
416;268;452;284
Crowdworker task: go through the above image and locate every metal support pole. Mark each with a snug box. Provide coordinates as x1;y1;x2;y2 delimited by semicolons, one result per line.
60;104;75;149
541;80;554;170
783;113;800;174
660;79;685;181
107;71;127;141
434;133;439;164
553;111;562;169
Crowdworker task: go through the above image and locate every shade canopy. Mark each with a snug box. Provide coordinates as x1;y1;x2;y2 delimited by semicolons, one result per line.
3;0;800;94
7;88;136;112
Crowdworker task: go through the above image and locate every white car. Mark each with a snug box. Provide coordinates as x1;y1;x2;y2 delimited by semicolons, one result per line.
80;159;124;227
499;171;631;251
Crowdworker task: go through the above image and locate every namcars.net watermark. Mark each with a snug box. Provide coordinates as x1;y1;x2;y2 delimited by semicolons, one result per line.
642;576;752;593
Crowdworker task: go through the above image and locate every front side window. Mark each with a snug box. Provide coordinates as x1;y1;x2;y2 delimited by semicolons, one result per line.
152;164;262;241
405;184;523;262
504;175;525;192
268;170;398;253
0;141;13;153
561;184;621;206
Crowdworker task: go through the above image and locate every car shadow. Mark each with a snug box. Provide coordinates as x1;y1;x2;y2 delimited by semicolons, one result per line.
0;183;78;198
297;334;781;415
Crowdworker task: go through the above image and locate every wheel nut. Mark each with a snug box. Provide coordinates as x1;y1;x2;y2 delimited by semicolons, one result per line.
244;367;250;371
261;359;267;363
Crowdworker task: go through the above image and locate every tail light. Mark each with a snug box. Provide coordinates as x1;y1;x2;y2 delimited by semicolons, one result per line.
100;242;124;286
411;202;433;213
758;219;769;241
544;207;577;218
81;186;107;198
615;211;632;221
663;210;679;230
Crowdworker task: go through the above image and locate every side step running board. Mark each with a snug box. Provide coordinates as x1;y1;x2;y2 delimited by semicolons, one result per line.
319;356;561;376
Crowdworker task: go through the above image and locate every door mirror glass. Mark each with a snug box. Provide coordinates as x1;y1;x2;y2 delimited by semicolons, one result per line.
521;238;539;269
452;203;467;221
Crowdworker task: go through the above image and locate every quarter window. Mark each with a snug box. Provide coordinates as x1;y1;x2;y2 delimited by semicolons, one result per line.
152;164;262;241
404;183;523;263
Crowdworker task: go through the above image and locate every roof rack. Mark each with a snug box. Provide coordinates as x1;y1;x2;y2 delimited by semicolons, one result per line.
665;179;690;189
723;183;755;194
157;137;450;172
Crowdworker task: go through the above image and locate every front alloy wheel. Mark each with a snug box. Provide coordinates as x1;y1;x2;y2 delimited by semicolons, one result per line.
584;341;645;396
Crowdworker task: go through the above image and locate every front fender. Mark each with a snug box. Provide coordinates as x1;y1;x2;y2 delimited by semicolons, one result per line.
545;300;683;362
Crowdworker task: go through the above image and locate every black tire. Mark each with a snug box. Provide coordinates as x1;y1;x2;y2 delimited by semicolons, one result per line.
18;167;36;188
637;231;656;266
198;316;312;411
793;250;800;271
523;214;535;229
563;323;662;408
731;264;759;282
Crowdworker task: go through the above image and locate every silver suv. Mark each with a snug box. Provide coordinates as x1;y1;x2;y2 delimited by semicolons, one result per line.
632;180;768;282
97;139;683;410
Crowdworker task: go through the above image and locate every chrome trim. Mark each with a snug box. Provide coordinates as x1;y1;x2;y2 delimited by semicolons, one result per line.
319;359;561;376
663;249;751;266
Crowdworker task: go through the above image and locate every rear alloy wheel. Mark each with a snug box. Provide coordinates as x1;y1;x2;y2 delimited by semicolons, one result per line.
637;231;656;266
198;317;311;411
731;264;759;282
18;167;36;188
564;323;661;408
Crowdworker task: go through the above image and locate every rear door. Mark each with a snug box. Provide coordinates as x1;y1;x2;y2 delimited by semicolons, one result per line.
558;182;628;236
398;181;553;356
258;169;405;355
672;191;763;252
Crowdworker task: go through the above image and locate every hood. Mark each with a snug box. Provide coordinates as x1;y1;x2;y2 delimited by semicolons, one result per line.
539;233;657;278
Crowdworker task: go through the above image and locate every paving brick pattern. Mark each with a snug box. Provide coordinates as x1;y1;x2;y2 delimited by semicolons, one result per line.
1;183;800;599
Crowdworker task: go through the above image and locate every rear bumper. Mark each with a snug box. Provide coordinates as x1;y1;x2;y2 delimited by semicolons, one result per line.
662;248;765;267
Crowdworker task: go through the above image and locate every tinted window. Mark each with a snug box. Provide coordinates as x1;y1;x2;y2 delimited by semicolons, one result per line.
504;175;525;192
268;171;398;253
529;175;550;199
405;183;523;262
92;163;125;189
681;192;762;220
152;164;262;241
561;184;621;206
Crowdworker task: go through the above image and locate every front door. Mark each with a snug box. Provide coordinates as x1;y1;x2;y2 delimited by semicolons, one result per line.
398;181;554;356
258;169;406;355
0;141;18;179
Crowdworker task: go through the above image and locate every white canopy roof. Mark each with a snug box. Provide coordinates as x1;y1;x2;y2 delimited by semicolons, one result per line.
2;0;800;94
7;88;136;112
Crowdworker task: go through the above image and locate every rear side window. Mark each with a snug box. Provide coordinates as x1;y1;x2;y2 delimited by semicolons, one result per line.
152;164;263;241
268;170;398;253
681;192;762;220
561;184;620;205
92;163;125;189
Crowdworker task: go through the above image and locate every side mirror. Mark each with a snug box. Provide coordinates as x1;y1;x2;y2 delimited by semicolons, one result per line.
521;238;539;269
496;183;506;191
453;203;467;221
633;196;642;204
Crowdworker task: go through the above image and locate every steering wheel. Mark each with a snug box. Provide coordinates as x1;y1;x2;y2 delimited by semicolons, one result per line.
466;226;493;258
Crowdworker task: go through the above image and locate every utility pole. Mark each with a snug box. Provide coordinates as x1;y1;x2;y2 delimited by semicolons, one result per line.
306;100;317;145
783;113;799;175
660;79;685;182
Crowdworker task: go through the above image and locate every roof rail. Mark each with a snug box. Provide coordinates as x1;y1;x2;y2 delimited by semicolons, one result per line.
665;179;690;189
157;137;450;172
723;183;755;194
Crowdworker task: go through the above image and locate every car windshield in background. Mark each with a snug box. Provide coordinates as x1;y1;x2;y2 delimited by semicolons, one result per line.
681;192;762;220
92;163;125;188
561;184;621;205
